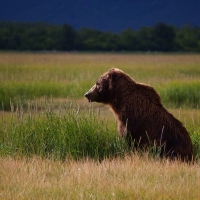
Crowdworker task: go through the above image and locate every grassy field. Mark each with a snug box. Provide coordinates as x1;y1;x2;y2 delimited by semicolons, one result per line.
0;52;200;199
1;155;200;200
1;53;200;109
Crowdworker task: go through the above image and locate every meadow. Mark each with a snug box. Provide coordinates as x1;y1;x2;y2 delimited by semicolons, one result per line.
0;52;200;199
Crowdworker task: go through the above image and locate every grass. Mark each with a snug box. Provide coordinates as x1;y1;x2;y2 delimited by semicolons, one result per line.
1;155;200;199
159;80;200;108
1;52;200;199
0;99;128;161
1;53;200;110
1;98;199;161
1;98;200;161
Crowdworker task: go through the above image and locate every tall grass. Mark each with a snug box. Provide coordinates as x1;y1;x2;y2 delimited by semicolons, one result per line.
0;99;128;161
1;98;200;161
159;81;200;108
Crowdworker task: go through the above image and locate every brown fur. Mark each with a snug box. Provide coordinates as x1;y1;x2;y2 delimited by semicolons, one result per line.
85;68;193;161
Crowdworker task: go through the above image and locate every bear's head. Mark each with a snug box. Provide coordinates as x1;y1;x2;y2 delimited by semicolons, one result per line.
85;68;124;103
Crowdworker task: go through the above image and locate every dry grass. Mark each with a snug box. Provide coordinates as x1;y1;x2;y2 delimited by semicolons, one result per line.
1;155;200;200
1;53;200;82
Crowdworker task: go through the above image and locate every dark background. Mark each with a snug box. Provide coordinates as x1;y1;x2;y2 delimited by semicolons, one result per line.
1;0;200;32
0;0;200;51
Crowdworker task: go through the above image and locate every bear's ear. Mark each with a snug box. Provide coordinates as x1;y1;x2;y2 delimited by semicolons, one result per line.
108;68;118;90
109;68;117;80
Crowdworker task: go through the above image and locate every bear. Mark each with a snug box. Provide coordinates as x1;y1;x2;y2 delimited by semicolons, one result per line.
85;68;193;162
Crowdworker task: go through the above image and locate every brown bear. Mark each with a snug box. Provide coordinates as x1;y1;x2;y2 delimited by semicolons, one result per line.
85;68;193;162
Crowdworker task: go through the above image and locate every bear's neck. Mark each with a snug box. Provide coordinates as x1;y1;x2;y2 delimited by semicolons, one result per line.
108;85;135;118
107;77;137;119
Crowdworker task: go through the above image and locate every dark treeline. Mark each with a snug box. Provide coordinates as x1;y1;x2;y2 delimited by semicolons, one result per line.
0;21;200;52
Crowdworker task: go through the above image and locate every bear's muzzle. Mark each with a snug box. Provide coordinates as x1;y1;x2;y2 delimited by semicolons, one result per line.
84;92;92;102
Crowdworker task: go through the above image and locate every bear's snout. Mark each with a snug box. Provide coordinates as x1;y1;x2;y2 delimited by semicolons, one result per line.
84;92;89;98
84;84;99;102
84;92;90;100
85;91;92;102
